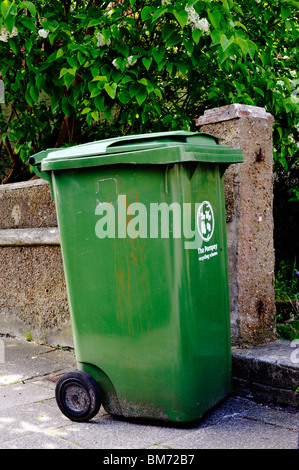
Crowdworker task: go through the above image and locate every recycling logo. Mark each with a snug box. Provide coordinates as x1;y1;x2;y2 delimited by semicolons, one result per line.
197;201;215;242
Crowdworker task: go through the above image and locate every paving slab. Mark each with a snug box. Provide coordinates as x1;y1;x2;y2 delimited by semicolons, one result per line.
0;335;298;450
150;415;299;449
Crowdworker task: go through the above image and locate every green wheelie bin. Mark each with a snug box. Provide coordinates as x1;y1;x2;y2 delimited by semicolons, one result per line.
29;131;243;424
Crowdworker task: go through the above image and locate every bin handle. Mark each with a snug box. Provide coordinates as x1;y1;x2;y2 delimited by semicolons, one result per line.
28;153;54;199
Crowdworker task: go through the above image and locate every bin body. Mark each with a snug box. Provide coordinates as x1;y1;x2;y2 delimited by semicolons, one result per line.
30;131;243;423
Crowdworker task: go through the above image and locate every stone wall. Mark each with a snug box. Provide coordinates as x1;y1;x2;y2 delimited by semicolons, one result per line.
0;180;72;346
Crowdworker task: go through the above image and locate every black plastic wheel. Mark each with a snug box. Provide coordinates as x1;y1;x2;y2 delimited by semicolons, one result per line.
55;370;101;422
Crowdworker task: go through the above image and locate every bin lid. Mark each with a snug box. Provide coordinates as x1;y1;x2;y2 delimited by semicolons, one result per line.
29;131;244;171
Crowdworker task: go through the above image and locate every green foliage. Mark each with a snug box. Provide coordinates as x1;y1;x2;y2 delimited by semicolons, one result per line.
276;321;299;340
0;0;298;184
25;327;32;342
275;259;299;302
275;260;299;340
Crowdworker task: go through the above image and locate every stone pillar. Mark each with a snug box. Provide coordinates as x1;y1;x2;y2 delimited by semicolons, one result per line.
196;104;276;346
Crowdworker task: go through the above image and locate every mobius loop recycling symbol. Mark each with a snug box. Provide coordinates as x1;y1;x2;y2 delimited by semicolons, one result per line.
196;201;215;242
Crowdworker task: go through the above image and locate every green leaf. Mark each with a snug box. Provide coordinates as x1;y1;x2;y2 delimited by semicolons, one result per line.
25;88;33;107
104;108;111;121
4;12;15;32
47;50;59;63
50;94;60;114
152;7;168;21
94;95;105;111
102;28;110;43
87;18;102;28
59;68;69;79
64;74;75;90
142;57;152;70
279;156;288;170
235;38;249;56
35;74;45;90
113;57;127;73
118;90;130;105
281;5;291;20
77;51;86;66
166;62;173;76
220;34;234;52
208;90;220;100
247;40;257;60
254;87;264;97
162;23;177;41
276;126;283;139
141;6;152;21
112;69;122;84
92;75;108;83
56;48;64;59
154;88;162;99
116;43;129;59
101;64;112;80
166;32;181;48
90;87;102;98
104;82;117;99
19;17;36;32
173;9;188;29
29;86;39;102
67;67;77;77
157;60;166;72
152;48;164;64
20;1;36;17
67;57;77;68
110;24;120;40
91;67;100;78
129;84;137;99
48;32;57;46
192;29;201;44
120;76;133;85
208;10;222;29
138;78;149;87
62;97;72;117
68;94;76;110
177;62;187;75
91;110;100;122
8;39;18;54
211;30;221;45
81;107;91;115
136;89;147;105
1;0;13;18
183;38;194;55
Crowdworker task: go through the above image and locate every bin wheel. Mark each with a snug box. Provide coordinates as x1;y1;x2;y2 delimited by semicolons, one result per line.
55;370;101;422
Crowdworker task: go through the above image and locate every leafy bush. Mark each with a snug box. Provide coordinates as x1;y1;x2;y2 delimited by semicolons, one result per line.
275;260;299;302
276;321;299;340
0;0;298;184
275;260;299;340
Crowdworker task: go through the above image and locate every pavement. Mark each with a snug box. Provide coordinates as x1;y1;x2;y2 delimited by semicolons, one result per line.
0;334;298;451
